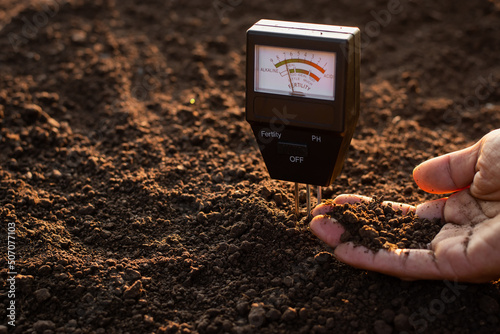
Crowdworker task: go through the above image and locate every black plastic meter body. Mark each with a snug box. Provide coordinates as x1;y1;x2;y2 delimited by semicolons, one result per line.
246;19;360;187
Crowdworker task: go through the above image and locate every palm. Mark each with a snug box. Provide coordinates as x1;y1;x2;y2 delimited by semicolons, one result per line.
310;129;500;283
426;190;500;282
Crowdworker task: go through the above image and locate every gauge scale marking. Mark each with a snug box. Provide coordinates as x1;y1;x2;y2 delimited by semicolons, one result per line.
255;45;336;101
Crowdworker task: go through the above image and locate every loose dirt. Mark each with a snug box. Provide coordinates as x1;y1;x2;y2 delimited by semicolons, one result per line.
325;197;444;252
1;0;500;333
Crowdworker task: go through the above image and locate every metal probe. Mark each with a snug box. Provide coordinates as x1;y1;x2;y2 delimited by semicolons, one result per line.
317;186;322;205
294;182;299;216
294;184;322;217
306;184;311;218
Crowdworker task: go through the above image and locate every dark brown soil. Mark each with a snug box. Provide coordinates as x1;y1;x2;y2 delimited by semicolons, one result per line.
1;0;500;333
325;197;444;252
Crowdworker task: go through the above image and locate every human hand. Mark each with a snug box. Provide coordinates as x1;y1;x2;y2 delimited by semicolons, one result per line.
310;129;500;283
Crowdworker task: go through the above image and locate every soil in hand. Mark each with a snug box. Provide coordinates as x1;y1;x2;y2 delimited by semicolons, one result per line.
325;197;445;252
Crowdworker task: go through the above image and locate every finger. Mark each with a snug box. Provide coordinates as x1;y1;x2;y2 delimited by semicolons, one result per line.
311;203;336;217
309;215;345;247
312;194;416;216
413;141;481;194
382;200;415;215
333;243;446;280
333;194;372;204
414;198;447;220
471;129;500;200
311;194;370;216
335;237;498;283
312;198;446;248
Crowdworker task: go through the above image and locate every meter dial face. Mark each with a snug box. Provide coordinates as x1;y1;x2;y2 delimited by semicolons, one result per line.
255;45;336;101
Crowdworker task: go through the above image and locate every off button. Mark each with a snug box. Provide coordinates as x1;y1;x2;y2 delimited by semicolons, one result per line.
277;142;308;157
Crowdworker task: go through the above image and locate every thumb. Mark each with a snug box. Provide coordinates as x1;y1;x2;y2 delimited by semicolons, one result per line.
412;140;481;194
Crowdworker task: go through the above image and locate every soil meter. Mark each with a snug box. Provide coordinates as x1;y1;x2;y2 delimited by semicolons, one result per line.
246;19;360;216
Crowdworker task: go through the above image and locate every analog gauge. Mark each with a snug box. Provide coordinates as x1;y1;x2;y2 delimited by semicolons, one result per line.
255;45;336;101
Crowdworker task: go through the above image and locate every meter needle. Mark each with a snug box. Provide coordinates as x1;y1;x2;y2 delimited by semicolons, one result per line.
284;56;295;94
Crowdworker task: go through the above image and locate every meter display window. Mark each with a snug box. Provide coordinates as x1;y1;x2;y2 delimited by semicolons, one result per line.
254;45;336;101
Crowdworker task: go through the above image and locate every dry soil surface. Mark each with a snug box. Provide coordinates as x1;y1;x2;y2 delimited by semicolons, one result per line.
1;0;500;333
